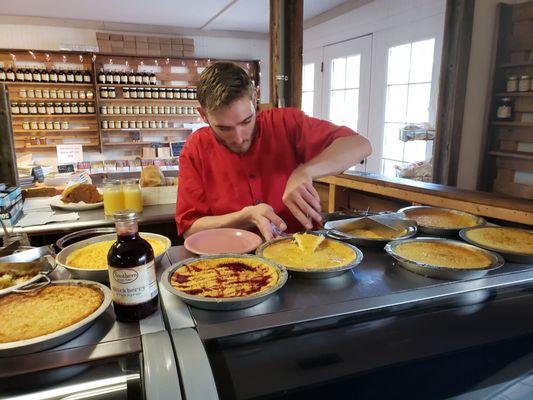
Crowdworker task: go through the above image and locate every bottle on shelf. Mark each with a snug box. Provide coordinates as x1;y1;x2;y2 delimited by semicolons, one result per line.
113;70;121;85
15;67;25;82
58;68;67;83
107;210;158;322
41;69;50;82
135;70;143;85
66;69;75;83
142;72;150;85
120;71;128;85
23;67;32;82
6;66;15;82
106;70;114;84
32;68;41;82
0;66;6;81
496;97;513;121
98;68;106;84
128;70;136;85
49;68;58;83
149;72;157;85
75;69;84;83
83;70;92;83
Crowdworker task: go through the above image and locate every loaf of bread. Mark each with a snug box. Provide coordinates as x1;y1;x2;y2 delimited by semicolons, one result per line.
140;165;165;187
61;183;103;204
22;186;58;199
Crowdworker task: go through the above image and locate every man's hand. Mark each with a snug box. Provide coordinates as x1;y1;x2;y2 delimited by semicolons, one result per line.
282;166;322;230
243;203;286;241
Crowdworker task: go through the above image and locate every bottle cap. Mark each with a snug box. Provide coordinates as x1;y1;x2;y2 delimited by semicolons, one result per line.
113;210;137;221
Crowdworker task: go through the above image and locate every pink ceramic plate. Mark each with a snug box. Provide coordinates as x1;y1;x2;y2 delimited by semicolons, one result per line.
184;228;264;255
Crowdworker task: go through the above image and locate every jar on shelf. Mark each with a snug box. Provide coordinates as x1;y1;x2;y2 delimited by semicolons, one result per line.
164;106;171;114
166;88;174;99
170;106;177;114
50;89;58;99
38;121;46;130
142;120;149;128
173;88;180;99
101;120;109;129
140;105;146;114
71;102;79;114
29;102;38;115
57;89;65;99
63;103;71;114
187;88;194;99
61;121;69;130
120;105;127;114
46;121;53;130
182;107;189;115
100;105;108;114
138;88;145;99
116;121;122;129
109;120;116;129
159;88;166;99
53;121;61;130
88;103;95;114
86;90;94;100
65;90;72;99
113;106;120;114
19;89;27;99
19;103;29;114
22;121;30;130
518;75;530;92
108;105;114;115
496;97;513;120
54;102;63;114
145;88;152;99
158;106;165;114
127;106;133;114
123;87;130;99
163;120;169;128
72;90;79;99
30;121;38;130
46;104;54;114
131;88;138;99
157;121;163;128
150;120;156;128
43;89;50;99
152;89;159;99
109;87;117;98
177;106;183;114
147;106;153;114
27;88;35;98
123;121;129;129
136;121;143;128
133;106;140;114
79;103;88;114
37;102;46;114
35;89;43;99
11;102;20;115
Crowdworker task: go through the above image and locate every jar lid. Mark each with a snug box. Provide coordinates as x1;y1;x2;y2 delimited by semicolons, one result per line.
113;210;138;221
520;75;530;79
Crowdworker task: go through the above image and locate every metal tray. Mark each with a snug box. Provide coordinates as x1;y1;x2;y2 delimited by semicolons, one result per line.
385;237;504;280
256;233;364;278
0;279;112;357
56;232;171;283
398;206;486;236
55;227;117;250
324;215;417;247
161;254;288;311
459;226;533;264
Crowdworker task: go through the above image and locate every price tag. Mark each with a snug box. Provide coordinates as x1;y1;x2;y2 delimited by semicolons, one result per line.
56;144;83;164
31;166;44;183
170;141;186;158
57;164;75;173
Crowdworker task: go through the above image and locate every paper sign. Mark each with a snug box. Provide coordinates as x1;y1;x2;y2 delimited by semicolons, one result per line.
57;144;83;164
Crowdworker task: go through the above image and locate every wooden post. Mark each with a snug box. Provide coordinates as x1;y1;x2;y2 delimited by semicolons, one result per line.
269;0;303;108
432;0;475;185
0;85;18;187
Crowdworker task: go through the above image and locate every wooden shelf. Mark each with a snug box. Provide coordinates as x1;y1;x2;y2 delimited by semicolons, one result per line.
498;62;533;68
100;114;198;118
96;83;196;89
495;92;533;97
492;121;533;127
101;128;189;131
98;98;198;103
102;141;170;146
489;150;533;161
13;114;97;118
13;128;98;133
9;98;95;103
6;82;93;87
16;142;100;149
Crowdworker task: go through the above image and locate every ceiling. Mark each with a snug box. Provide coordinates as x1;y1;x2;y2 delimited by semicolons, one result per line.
0;0;350;33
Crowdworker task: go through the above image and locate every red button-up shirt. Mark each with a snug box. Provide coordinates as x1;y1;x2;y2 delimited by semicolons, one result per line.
175;107;357;236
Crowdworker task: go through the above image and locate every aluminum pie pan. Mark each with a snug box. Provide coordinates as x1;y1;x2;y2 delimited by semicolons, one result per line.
398;206;486;236
0;279;112;357
56;232;171;283
256;233;364;278
459;226;533;264
161;253;288;311
324;217;417;247
385;237;505;280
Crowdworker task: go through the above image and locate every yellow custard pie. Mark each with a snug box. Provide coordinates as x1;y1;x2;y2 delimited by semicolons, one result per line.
404;208;479;229
394;241;492;269
170;257;279;298
262;234;356;270
465;227;533;254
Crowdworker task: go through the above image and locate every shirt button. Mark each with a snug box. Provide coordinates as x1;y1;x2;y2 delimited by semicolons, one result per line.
249;173;256;179
255;200;261;205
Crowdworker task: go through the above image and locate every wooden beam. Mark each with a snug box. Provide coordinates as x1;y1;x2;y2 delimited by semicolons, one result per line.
0;85;19;187
269;0;303;108
433;0;475;185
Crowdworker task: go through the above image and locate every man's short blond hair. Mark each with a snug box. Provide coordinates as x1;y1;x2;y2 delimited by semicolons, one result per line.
197;62;254;113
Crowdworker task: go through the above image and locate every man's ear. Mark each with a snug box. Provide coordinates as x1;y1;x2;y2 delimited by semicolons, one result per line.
197;107;208;124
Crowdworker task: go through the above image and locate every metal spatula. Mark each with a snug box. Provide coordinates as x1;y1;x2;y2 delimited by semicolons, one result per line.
337;216;402;237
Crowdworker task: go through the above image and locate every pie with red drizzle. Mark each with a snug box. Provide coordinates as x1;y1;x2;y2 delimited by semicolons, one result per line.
170;256;279;298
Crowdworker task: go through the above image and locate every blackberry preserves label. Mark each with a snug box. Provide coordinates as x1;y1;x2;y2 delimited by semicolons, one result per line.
108;261;158;305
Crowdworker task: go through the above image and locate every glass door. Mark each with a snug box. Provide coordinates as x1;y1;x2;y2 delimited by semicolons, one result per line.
321;35;372;171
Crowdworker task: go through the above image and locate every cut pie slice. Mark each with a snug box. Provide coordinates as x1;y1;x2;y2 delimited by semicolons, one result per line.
293;233;325;253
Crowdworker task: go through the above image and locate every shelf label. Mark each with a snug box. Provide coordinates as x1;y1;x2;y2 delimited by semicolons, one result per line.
57;144;84;164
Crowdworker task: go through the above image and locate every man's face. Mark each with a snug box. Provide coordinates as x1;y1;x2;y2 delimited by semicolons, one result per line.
198;95;257;154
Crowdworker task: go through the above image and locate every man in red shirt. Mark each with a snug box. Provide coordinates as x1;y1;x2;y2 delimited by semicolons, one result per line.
176;62;372;240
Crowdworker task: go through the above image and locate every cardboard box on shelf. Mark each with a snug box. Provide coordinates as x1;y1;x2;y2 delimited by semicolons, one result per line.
109;34;124;41
158;147;171;158
142;147;157;158
124;41;136;49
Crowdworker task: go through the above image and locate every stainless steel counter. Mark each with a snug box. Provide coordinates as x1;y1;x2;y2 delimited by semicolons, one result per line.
1;203;176;237
158;246;533;341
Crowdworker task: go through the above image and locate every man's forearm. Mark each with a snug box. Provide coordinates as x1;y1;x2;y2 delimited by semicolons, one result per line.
183;208;252;238
302;135;372;179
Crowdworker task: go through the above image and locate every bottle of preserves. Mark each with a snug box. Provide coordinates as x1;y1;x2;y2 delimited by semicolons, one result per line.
98;68;106;84
83;70;92;83
75;69;84;83
107;211;159;322
0;66;6;81
41;69;50;82
66;69;75;83
149;72;157;85
120;71;128;85
128;70;136;85
15;67;25;81
49;68;58;83
58;68;67;83
32;68;41;82
6;67;16;82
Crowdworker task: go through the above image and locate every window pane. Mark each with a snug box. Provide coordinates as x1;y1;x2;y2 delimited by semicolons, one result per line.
382;123;405;160
331;57;346;90
302;92;314;117
329;90;345;123
404;140;427;163
345;55;360;89
406;83;431;123
387;43;411;85
302;63;314;92
385;84;408;123
409;39;435;83
382;159;405;177
344;88;359;125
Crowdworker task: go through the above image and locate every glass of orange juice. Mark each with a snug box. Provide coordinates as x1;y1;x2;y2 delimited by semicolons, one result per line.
103;179;125;216
123;178;143;213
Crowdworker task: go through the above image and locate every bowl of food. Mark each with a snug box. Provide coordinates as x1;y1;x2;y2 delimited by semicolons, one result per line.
56;233;171;282
459;226;533;264
398;206;485;236
161;254;288;310
256;232;363;278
